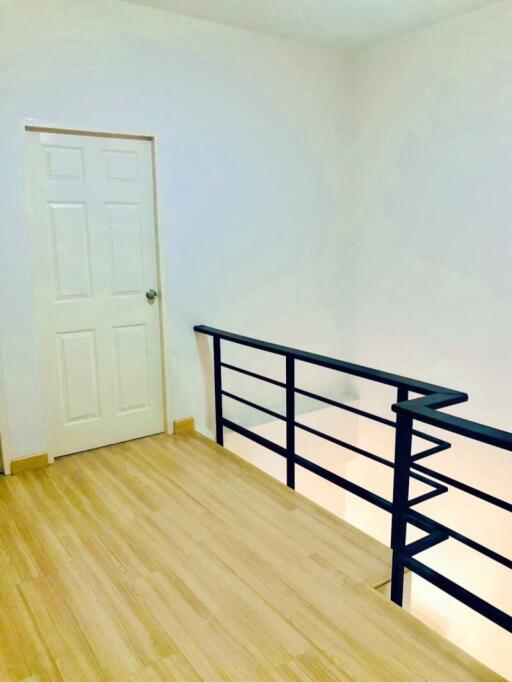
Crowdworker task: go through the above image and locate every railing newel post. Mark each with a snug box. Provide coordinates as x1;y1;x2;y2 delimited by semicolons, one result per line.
391;386;413;606
286;355;295;489
213;336;224;446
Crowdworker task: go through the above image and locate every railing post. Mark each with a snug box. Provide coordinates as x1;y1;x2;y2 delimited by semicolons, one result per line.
390;387;412;606
213;336;224;446
286;355;295;489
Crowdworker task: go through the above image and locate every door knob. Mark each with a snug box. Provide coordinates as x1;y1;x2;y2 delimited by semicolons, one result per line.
146;289;158;302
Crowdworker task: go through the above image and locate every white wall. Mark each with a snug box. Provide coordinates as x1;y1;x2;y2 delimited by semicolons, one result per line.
0;0;354;471
348;1;512;430
342;7;512;676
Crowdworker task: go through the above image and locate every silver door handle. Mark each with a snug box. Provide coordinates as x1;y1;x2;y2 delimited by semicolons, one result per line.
146;289;158;301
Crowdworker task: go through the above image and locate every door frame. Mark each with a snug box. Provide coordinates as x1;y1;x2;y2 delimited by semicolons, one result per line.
21;118;173;462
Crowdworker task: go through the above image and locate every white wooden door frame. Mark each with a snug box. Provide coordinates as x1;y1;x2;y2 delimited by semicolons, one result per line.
0;348;13;474
20;119;173;464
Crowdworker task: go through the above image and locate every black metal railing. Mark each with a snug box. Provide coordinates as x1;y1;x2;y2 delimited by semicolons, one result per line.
194;324;512;633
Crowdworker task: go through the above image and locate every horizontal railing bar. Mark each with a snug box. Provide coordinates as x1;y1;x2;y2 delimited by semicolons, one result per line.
225;413;446;501
221;367;451;453
295;388;451;460
409;486;447;507
293;453;393;513
410;461;512;513
401;468;447;493
294;420;446;494
411;442;451;462
221;363;450;457
220;365;449;457
222;419;287;457
223;418;392;512
297;388;448;448
221;371;452;460
403;556;512;633
221;362;286;388
295;387;452;468
223;376;450;464
295;387;450;449
295;420;394;467
412;434;451;448
224;378;451;455
408;510;512;571
194;325;459;396
221;390;286;422
295;387;398;426
407;513;437;534
405;530;449;557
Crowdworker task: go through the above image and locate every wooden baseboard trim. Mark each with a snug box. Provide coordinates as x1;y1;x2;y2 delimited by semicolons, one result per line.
173;417;195;435
11;452;48;475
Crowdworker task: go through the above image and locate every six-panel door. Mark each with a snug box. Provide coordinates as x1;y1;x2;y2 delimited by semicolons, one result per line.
26;131;164;457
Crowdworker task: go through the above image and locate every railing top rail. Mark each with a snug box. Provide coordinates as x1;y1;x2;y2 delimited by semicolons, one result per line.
195;324;512;452
194;325;461;396
393;395;512;451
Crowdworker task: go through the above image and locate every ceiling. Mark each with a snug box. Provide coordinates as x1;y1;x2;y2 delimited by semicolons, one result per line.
123;0;501;49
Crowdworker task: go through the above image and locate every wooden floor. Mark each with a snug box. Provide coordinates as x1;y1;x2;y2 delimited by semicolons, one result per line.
0;432;500;681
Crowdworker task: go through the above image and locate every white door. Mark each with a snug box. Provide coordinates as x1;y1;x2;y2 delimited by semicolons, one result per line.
26;131;165;458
